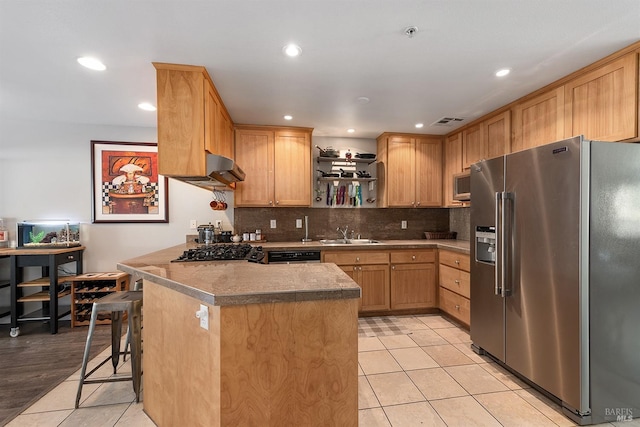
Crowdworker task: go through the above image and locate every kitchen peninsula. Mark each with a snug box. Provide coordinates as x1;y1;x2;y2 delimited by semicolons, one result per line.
117;244;360;427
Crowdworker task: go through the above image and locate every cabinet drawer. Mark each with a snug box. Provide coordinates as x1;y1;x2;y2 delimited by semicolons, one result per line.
439;264;470;298
439;250;470;272
323;251;389;265
439;287;470;325
390;249;435;264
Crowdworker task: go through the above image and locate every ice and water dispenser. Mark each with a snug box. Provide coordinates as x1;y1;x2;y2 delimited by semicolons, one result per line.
475;226;496;264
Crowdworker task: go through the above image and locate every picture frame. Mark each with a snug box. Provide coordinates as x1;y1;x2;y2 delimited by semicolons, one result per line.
91;140;169;223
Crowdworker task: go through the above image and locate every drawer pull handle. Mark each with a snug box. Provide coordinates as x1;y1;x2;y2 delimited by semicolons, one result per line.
391;265;395;270
455;304;460;310
455;280;460;284
455;259;460;264
412;255;416;260
356;257;360;262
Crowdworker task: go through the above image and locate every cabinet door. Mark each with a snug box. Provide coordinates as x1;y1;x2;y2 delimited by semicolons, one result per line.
565;53;638;141
387;135;416;207
155;67;207;176
274;130;311;206
486;110;511;159
443;133;463;206
235;129;274;206
204;80;220;155
415;137;442;207
462;123;486;169
390;263;437;309
359;264;390;312
512;87;565;152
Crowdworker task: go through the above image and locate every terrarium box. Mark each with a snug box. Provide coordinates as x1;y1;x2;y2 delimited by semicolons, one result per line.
17;220;81;249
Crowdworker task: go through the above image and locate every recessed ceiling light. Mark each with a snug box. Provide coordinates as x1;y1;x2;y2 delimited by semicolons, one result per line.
356;96;370;104
77;56;106;71
495;68;511;77
282;44;302;57
415;123;424;129
138;102;156;112
347;128;355;133
283;115;293;120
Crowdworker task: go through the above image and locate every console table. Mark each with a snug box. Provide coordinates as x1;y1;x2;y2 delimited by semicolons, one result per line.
1;246;85;336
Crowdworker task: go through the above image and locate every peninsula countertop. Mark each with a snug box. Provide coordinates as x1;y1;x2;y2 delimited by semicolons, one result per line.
117;244;361;306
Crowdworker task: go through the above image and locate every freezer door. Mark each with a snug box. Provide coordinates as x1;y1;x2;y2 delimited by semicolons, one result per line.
470;156;505;360
504;137;582;411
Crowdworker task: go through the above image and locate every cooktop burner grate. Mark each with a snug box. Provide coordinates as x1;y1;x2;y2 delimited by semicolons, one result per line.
172;244;264;263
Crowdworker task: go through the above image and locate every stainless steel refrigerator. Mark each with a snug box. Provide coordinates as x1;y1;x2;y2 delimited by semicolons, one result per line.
470;135;640;425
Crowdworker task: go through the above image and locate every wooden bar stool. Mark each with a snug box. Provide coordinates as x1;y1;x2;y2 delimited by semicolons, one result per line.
75;291;143;408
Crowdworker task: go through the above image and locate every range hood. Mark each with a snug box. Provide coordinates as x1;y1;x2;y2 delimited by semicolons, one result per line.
173;154;245;190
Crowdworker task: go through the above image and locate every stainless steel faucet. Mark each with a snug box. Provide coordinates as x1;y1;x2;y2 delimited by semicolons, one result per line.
337;226;349;240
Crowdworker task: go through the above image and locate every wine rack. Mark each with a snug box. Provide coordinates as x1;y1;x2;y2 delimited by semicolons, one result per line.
70;272;130;327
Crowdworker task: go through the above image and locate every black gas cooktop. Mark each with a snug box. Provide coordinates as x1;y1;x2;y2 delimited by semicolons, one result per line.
172;244;264;263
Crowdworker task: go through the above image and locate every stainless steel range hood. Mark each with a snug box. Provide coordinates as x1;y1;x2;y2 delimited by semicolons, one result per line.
172;154;245;190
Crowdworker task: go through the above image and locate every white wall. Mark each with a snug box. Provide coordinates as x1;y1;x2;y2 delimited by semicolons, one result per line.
0;117;234;271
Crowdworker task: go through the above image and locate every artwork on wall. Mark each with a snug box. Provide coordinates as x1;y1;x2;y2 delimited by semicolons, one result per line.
91;140;168;223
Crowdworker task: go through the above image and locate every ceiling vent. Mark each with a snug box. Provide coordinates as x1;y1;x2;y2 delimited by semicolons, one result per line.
431;117;464;127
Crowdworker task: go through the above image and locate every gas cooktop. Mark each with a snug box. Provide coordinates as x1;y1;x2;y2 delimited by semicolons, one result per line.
172;244;265;263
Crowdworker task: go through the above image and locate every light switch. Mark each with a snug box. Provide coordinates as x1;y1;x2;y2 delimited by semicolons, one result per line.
401;220;407;229
270;219;277;228
195;304;209;330
190;219;197;229
296;219;303;228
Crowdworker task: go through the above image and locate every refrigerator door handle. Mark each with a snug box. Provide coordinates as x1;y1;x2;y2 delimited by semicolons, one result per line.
495;191;502;296
501;192;512;297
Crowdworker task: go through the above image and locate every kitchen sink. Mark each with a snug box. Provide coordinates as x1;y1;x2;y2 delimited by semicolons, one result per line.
319;239;381;245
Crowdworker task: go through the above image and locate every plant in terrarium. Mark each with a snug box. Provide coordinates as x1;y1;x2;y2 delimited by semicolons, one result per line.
29;230;46;243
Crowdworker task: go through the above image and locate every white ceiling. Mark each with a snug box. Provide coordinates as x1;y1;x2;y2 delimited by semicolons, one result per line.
1;1;639;139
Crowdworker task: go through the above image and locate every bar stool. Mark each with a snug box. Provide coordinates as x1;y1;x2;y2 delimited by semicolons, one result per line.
75;291;143;409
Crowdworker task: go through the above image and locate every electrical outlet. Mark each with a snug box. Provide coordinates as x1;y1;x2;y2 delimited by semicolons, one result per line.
196;304;209;330
215;220;222;228
401;220;407;229
270;219;277;229
296;219;303;228
190;219;197;229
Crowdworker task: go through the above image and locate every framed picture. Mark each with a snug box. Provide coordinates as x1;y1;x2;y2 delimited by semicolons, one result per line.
91;141;169;223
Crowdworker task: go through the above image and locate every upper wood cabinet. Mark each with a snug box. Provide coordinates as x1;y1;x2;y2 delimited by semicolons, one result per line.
443;132;463;207
235;125;312;207
512;87;565;152
377;133;442;208
462;111;511;169
154;63;234;177
564;53;639;142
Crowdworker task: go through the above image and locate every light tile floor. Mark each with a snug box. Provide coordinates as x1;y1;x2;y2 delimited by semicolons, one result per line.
8;314;639;427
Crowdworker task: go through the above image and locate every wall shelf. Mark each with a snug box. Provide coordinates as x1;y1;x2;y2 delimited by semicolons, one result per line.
316;157;376;165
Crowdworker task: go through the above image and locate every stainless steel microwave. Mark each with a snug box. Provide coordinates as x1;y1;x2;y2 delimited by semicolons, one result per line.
453;172;471;201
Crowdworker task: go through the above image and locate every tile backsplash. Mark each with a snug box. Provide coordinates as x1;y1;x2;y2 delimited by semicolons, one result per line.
449;206;470;241
235;207;450;242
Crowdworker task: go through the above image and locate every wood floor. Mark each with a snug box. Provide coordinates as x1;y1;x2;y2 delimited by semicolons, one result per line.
0;320;113;426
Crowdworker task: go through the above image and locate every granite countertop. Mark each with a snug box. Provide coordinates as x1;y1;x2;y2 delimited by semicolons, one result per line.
117;244;361;306
117;239;469;307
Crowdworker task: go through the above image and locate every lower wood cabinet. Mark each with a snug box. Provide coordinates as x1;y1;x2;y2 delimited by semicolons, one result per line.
324;249;437;314
438;249;471;326
324;251;390;313
390;249;437;310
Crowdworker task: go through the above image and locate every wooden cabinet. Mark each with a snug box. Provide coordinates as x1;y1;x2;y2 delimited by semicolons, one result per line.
389;249;437;310
564;52;638;142
443;132;464;206
377;133;442;207
324;251;390;312
153;63;234;177
512;87;565;152
462;111;511;169
324;249;438;313
438;249;470;326
235;125;312;207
